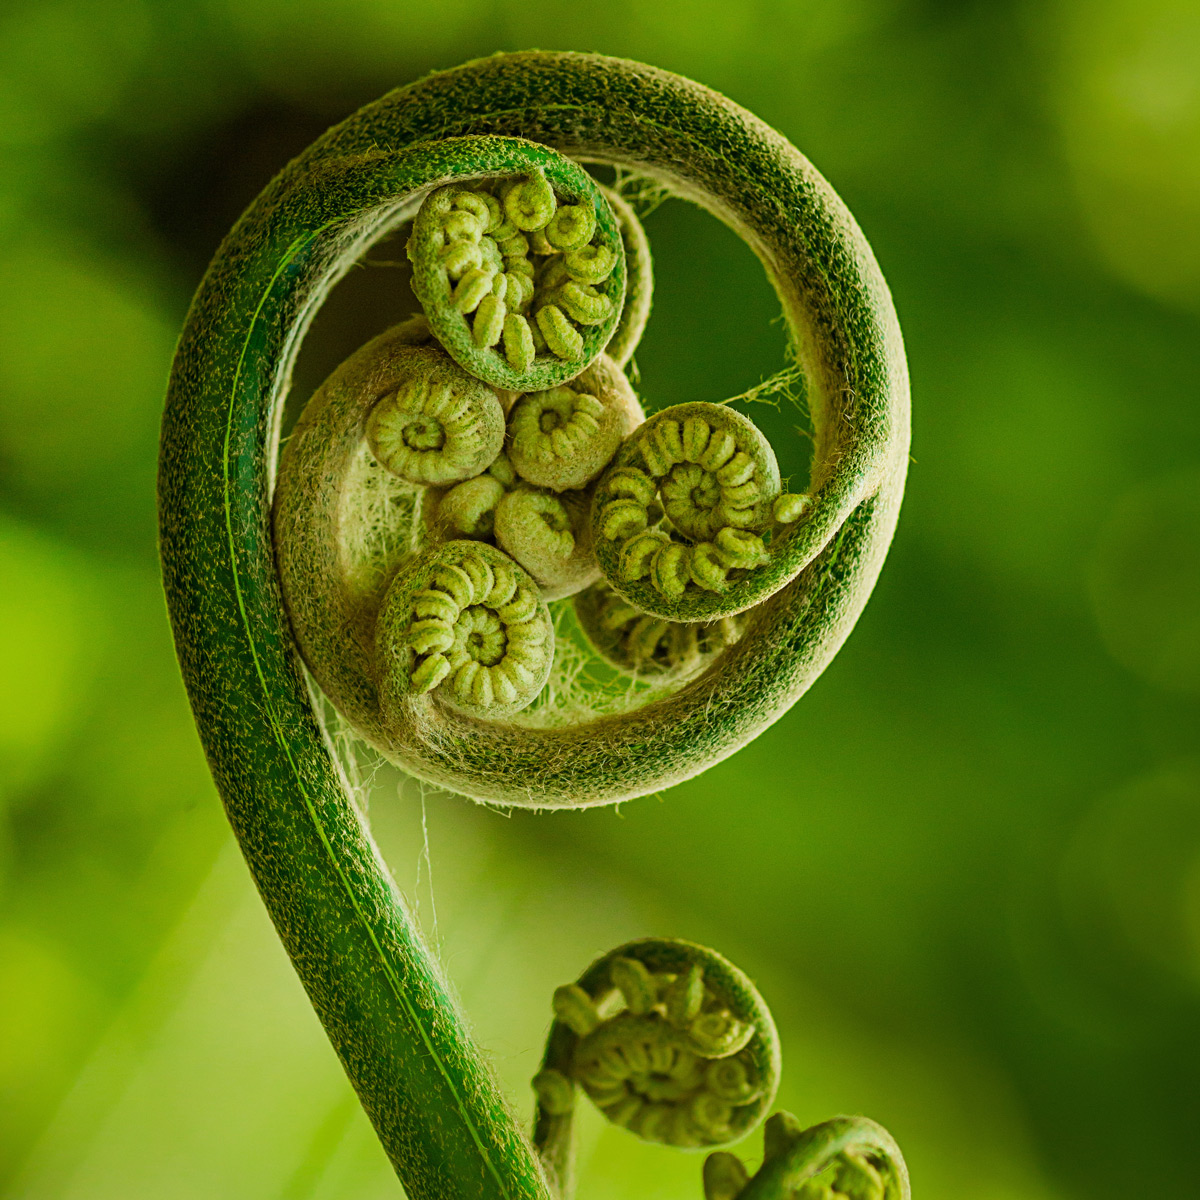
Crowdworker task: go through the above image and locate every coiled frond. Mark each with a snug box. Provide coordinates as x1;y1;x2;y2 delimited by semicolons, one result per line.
493;487;598;601
268;96;906;805
507;355;642;492
407;142;626;392
532;940;780;1198
365;345;506;486
592;402;790;620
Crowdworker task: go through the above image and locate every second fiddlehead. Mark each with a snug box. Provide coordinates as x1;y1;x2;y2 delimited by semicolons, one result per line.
532;939;781;1197
531;940;908;1200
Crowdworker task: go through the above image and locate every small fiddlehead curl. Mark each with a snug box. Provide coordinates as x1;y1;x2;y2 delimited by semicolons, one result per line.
432;472;506;539
531;941;909;1200
376;539;554;720
574;581;743;679
431;452;520;540
703;1112;910;1200
592;402;811;622
506;354;643;492
365;344;506;486
493;486;598;601
532;939;780;1197
407;141;626;391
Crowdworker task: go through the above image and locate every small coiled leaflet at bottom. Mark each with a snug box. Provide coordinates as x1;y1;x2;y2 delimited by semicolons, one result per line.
703;1112;910;1200
532;938;780;1162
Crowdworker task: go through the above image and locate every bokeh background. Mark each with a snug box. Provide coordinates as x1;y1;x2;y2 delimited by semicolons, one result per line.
3;1;1200;1197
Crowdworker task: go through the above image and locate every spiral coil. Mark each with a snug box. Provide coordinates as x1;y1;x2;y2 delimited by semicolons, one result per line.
377;540;554;719
261;62;906;816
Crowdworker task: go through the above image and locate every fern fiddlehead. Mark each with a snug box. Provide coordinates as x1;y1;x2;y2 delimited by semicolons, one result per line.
158;50;910;1200
531;940;909;1200
591;402;791;618
376;539;555;719
532;939;781;1196
260;53;909;805
506;355;643;492
364;342;508;485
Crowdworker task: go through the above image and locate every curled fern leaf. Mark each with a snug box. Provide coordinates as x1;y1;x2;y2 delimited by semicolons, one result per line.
158;50;911;1200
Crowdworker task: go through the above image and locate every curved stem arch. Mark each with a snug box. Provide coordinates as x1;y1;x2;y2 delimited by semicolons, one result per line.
158;51;908;1200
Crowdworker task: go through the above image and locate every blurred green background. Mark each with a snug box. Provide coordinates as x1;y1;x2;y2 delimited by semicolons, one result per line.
3;1;1200;1197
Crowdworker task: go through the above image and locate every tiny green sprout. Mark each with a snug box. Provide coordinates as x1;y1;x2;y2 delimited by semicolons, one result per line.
591;402;782;621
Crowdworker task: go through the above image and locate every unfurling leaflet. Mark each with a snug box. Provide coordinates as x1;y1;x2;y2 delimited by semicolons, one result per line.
407;154;626;392
530;940;909;1200
703;1112;910;1200
376;540;554;719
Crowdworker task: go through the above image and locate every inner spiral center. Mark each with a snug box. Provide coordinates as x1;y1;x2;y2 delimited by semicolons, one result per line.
459;605;507;666
690;472;721;511
403;418;446;451
539;505;571;534
539;410;562;433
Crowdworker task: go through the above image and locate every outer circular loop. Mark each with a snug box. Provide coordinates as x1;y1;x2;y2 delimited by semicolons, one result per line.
163;53;909;812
